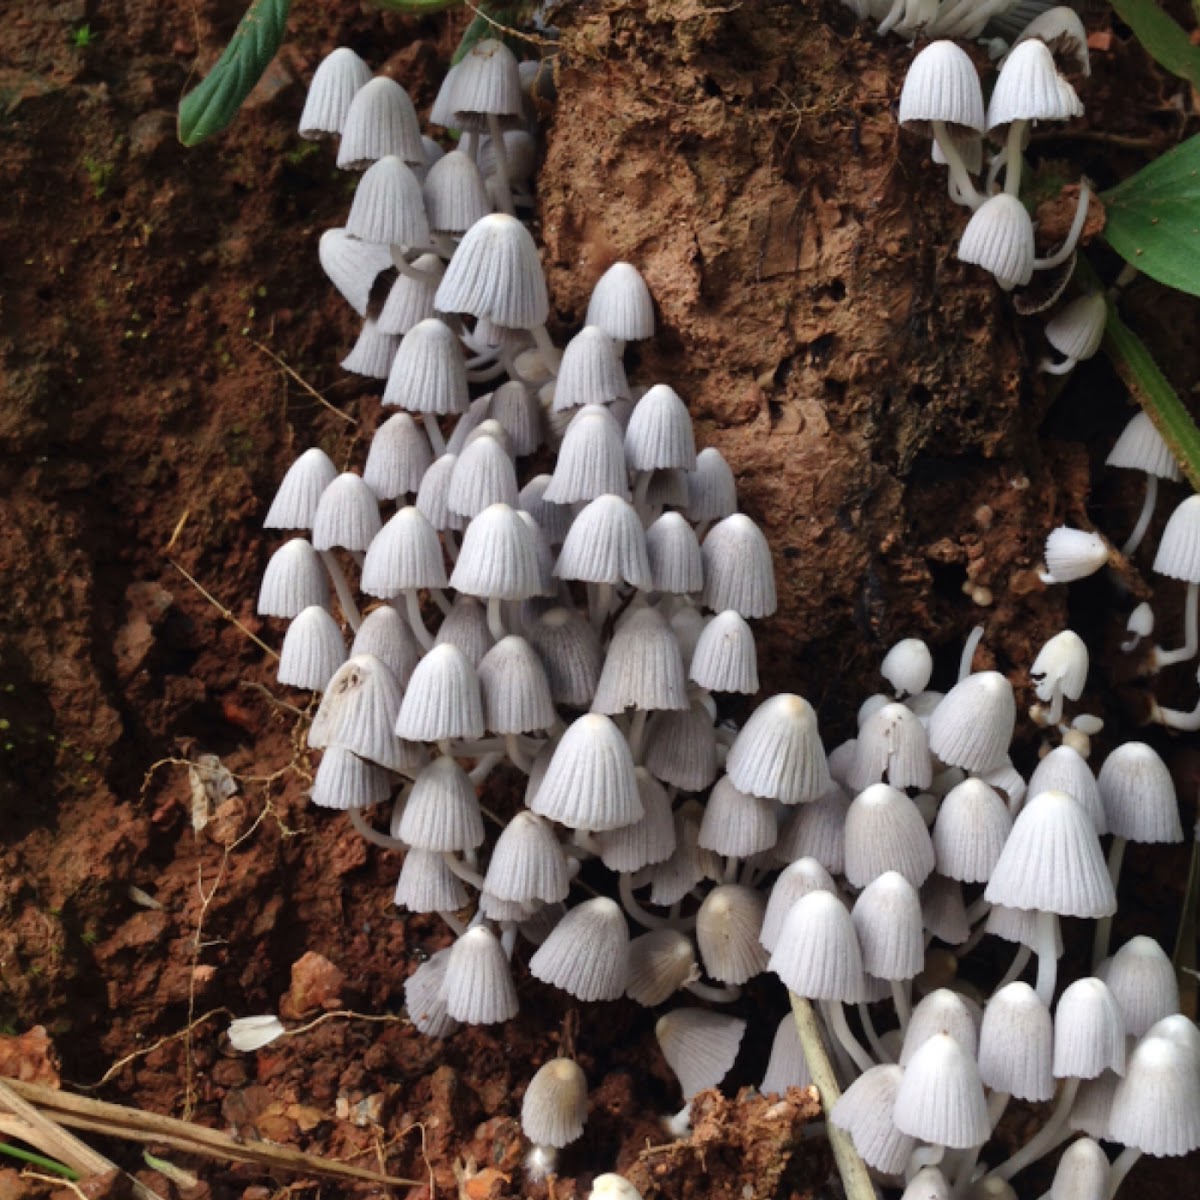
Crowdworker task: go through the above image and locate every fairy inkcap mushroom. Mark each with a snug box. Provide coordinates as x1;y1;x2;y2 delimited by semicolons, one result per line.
774;783;850;873
701;513;777;618
880;637;934;698
760;1012;812;1096
266;448;339;531
351;605;422;688
624;383;697;475
1041;525;1109;584
591;606;689;716
1106;410;1183;555
1150;494;1200;667
848;701;932;792
932;777;1013;883
1030;629;1089;726
625;928;699;1006
528;606;603;709
278;606;346;691
898;40;986;210
422;150;490;240
760;857;838;953
363;413;434;502
689;609;758;693
398;755;484;852
958;192;1035;289
258;538;330;618
586;262;655;348
544;404;631;504
521;1057;588;1150
299;47;371;139
434;595;494;666
529;897;631;1001
643;701;719;792
395;642;485;743
696;885;768;985
594;767;676;872
337;77;425;171
1104;935;1181;1037
443;925;519;1025
831;1064;916;1175
1028;744;1104;833
928;670;1016;774
318;229;393;318
686;447;738;527
377;252;443;335
1040;292;1106;375
844;783;936;889
654;1008;746;1101
726;693;831;804
551;326;631;412
893;1032;991;1151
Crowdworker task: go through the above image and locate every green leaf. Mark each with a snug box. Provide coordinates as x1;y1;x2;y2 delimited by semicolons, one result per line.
178;0;291;147
1109;0;1200;89
1101;133;1200;297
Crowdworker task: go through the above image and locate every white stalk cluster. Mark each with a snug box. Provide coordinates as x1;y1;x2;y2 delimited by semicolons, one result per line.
840;0;1056;41
253;37;1199;1196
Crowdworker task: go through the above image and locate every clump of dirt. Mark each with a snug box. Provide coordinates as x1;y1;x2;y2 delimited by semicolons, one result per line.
0;0;1196;1198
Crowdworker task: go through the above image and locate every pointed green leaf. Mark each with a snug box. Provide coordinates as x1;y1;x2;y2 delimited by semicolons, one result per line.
1108;0;1200;88
178;0;291;146
1101;133;1200;297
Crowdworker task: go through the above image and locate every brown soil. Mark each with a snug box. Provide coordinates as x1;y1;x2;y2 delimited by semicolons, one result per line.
0;0;1197;1198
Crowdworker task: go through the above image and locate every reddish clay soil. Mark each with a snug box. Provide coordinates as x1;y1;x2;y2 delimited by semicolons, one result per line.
0;0;1198;1198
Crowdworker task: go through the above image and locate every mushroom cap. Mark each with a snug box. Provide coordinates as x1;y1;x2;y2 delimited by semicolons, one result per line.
1106;410;1183;481
689;609;759;693
351;604;422;688
422;149;490;235
318;228;392;318
394;847;469;914
337;76;425;169
726;693;831;804
978;982;1055;1102
364;413;434;501
624;383;697;473
259;537;330;618
898;40;985;134
447;434;520;518
701;514;777;618
984;789;1116;918
1049;1138;1110;1200
761;1012;813;1097
345;154;429;246
586;262;655;342
403;948;459;1038
300;47;371;139
530;713;642;831
594;767;677;873
398;754;484;852
1153;494;1200;582
311;472;381;553
643;701;719;793
848;701;932;793
443;926;519;1025
554;493;652;589
832;1064;915;1175
1097;742;1181;843
893;1032;991;1149
645;512;704;595
1045;293;1106;363
1031;629;1089;703
342;317;399;379
477;635;557;734
851;871;925;982
1108;1035;1200;1156
696;885;768;985
1028;744;1105;834
384;317;469;416
361;506;448;597
654;1008;746;1100
528;605;603;709
1044;526;1109;582
928;670;1016;773
1053;976;1127;1079
592;607;689;714
521;1058;588;1149
880;637;933;697
529;898;631;1001
394;643;486;742
626;928;698;1007
986;38;1083;132
1104;935;1181;1037
450;502;542;600
544;404;630;504
445;37;524;130
932;777;1012;883
552;326;630;412
844;783;935;889
279;606;346;691
760;857;839;953
958;193;1035;289
768;889;865;1002
686;447;738;523
377;252;443;335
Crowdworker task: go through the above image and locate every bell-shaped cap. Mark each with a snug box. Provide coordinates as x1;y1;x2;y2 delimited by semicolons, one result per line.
844;783;935;889
361;506;448;598
545;405;631;504
594;767;676;872
403;948;460;1038
311;472;381;553
881;638;933;698
337;76;425;169
1053;977;1126;1079
310;654;420;773
626;928;698;1006
689;609;758;693
773;784;849;873
760;857;838;953
552;326;630;412
530;713;641;831
832;1064;915;1175
352;604;422;687
1107;1035;1200;1156
477;635;557;734
445;38;523;130
342;316;399;379
1104;935;1181;1037
586;262;655;342
769;890;864;1001
1029;744;1105;834
958;193;1035;289
422;149;489;235
1098;741;1182;844
1046;293;1106;364
1044;526;1109;582
984;789;1116;918
686;447;738;523
592;607;688;714
300;47;371;139
624;383;696;472
435;595;493;666
521;1058;588;1149
519;474;573;544
364;413;434;502
654;1008;746;1100
986;38;1083;132
727;693;831;804
345;155;429;248
701;514;776;618
1031;629;1089;703
529;897;631;1001
266;448;339;531
901;989;979;1064
932;777;1012;883
554;494;652;589
310;746;391;810
482;811;569;907
415;454;463;533
898;40;986;134
650;803;715;907
893;1033;991;1149
696;885;768;985
395;642;485;742
528;605;603;709
318;228;392;317
848;701;931;792
450;503;542;601
760;1012;813;1097
978;982;1054;1101
643;701;718;792
384;317;469;416
435;212;549;329
1106;410;1183;482
1049;1137;1110;1200
259;537;330;618
921;874;970;946
444;926;519;1024
279;606;346;691
394;847;469;914
928;670;1015;773
851;871;924;982
645;513;703;595
397;755;483;851
697;774;776;858
447;434;519;518
377;251;443;335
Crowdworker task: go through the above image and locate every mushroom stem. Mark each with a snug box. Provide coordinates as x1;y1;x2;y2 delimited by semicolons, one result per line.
1038;354;1079;377
787;992;879;1200
1120;474;1158;557
403;588;435;651
628;708;649;763
988;1077;1079;1181
1003;121;1027;197
906;1144;945;1181
505;732;533;773
959;624;985;682
1034;181;1091;270
1091;835;1127;969
318;550;362;631
421;412;446;457
438;909;468;937
485;113;516;216
391;250;443;287
932;121;983;211
987;1089;1011;1132
1152;580;1200;668
349;806;406;851
1105;1147;1141;1200
588;581;614;634
857;1002;892;1062
617;873;696;931
486;595;507;644
531;324;562;376
441;852;486;891
683;980;742;1003
468;751;504;787
1033;909;1060;1006
819;998;877;1076
890;979;912;1033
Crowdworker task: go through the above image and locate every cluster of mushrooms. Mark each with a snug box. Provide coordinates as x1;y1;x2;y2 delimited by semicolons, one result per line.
840;0;1050;41
247;30;1200;1200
